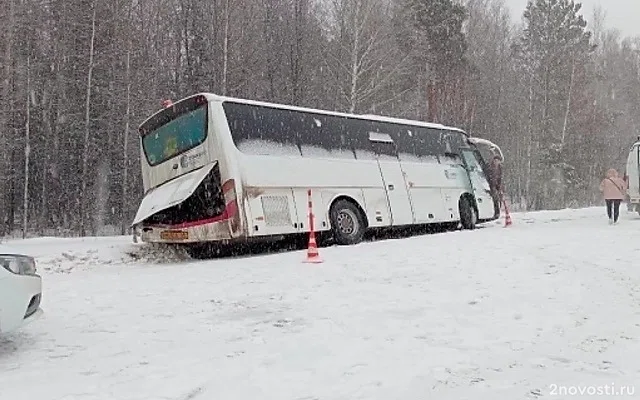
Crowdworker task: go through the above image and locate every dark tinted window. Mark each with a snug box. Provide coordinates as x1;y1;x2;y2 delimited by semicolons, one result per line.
441;129;467;154
371;121;400;160
369;132;398;160
419;128;445;157
389;125;443;162
223;102;301;156
298;114;356;160
345;119;375;160
223;101;465;163
387;124;420;162
224;102;253;143
440;129;466;165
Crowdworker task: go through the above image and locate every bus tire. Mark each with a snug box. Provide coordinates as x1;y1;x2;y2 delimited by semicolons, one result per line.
459;196;477;230
329;199;366;245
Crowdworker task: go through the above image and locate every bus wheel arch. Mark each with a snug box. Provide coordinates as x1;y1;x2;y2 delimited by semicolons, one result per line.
459;193;478;230
328;196;368;245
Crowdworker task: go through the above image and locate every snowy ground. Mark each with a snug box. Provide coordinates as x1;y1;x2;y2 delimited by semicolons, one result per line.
1;207;639;400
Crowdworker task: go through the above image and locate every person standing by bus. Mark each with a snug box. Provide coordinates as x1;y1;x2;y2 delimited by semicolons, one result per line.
623;171;633;211
599;168;627;225
487;155;504;215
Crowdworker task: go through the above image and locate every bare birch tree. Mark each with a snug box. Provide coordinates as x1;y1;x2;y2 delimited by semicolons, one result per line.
79;2;98;236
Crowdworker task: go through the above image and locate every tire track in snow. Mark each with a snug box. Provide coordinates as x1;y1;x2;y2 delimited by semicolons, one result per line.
179;386;205;400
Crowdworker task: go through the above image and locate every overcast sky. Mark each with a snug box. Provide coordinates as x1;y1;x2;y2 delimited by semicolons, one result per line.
504;0;640;38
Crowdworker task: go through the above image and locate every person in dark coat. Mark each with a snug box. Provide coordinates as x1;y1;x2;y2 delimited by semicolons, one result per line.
487;155;503;215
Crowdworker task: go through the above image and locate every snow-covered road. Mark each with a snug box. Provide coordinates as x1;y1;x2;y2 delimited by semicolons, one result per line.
1;207;639;400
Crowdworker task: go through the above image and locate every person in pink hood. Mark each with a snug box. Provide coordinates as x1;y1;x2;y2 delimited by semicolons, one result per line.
599;168;627;224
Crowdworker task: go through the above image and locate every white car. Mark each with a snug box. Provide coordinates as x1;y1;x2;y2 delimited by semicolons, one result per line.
0;246;43;333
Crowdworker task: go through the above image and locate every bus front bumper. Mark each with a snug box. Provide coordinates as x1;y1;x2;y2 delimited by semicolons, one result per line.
139;221;236;244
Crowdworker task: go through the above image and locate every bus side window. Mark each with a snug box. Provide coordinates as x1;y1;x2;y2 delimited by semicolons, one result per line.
390;125;418;162
298;113;356;160
350;119;377;161
224;102;250;143
225;102;302;157
440;130;464;165
390;126;443;164
415;127;444;163
368;131;398;161
353;120;398;161
254;107;302;157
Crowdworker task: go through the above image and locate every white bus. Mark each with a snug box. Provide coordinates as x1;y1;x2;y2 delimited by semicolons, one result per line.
625;138;640;213
131;93;499;257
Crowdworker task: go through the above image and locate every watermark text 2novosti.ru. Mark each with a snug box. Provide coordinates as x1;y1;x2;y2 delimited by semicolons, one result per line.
550;383;636;397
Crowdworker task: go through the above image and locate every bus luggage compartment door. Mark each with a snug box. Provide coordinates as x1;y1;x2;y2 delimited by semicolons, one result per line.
245;189;300;237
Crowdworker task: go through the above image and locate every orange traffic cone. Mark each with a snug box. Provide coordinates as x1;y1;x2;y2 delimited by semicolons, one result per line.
504;210;512;227
304;230;323;263
303;189;323;263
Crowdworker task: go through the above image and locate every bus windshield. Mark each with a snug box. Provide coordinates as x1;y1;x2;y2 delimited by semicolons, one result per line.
141;104;207;166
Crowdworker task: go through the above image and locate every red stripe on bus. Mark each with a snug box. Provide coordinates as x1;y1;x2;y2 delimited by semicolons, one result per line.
160;200;238;229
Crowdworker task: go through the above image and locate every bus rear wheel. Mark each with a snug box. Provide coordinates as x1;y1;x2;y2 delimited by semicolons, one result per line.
329;199;366;245
459;197;477;230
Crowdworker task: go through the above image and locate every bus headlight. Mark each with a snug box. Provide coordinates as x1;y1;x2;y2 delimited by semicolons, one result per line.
0;254;37;276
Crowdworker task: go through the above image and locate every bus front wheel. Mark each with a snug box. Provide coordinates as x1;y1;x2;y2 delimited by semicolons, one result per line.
329;199;366;245
459;197;477;230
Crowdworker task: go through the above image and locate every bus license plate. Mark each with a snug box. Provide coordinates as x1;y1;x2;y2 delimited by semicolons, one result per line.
160;230;189;240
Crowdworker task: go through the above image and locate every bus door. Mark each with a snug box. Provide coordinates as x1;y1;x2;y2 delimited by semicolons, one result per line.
459;148;495;220
368;132;414;225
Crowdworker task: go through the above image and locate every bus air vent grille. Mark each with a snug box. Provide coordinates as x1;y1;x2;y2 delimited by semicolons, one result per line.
261;196;292;226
